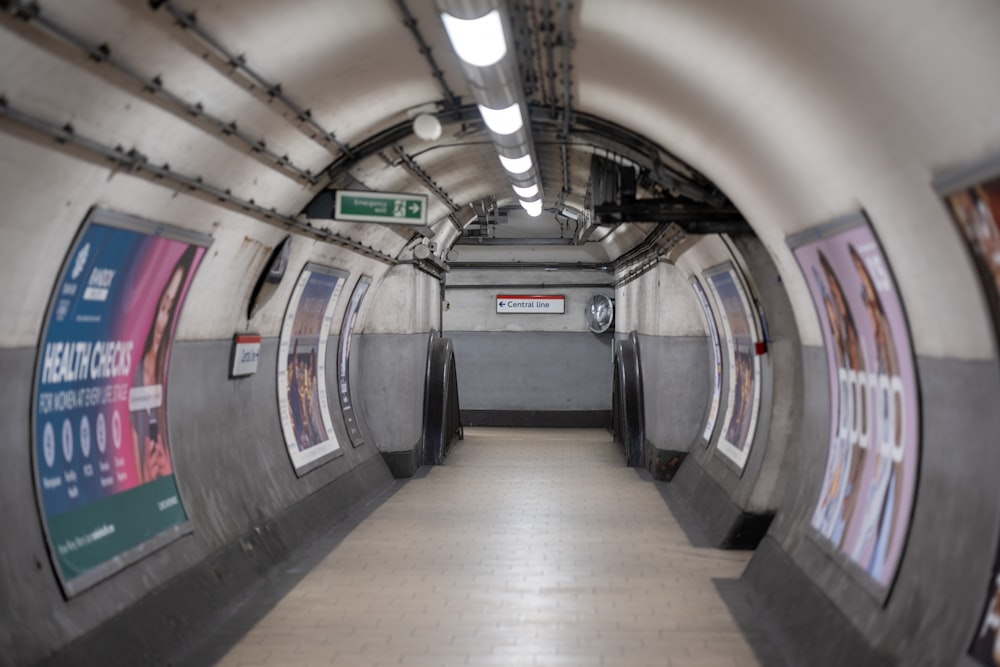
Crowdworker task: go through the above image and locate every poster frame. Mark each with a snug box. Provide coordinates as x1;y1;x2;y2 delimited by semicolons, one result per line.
934;153;1000;663
787;209;922;606
337;275;371;448
31;208;211;598
276;262;349;476
689;275;724;445
702;261;762;472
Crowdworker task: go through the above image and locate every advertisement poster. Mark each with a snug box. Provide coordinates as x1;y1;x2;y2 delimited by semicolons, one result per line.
945;174;1000;333
971;551;1000;666
941;170;1000;664
277;263;346;473
33;209;209;595
790;214;919;591
706;266;761;470
338;277;370;447
690;277;723;443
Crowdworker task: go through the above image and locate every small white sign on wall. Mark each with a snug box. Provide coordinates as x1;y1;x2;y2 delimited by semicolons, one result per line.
496;295;565;314
231;334;262;377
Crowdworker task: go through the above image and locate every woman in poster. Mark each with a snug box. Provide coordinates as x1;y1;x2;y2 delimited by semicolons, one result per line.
287;340;306;448
848;244;905;580
813;251;869;548
131;247;197;484
949;184;1000;304
306;349;325;446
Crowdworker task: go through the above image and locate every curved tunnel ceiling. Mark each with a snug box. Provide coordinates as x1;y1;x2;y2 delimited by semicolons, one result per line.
1;0;999;356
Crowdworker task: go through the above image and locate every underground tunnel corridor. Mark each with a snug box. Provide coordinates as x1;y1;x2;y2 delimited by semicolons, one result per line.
175;428;784;667
2;1;1000;666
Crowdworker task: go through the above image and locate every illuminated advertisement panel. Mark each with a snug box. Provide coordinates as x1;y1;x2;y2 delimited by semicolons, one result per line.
337;276;371;447
706;265;761;470
33;209;209;595
789;213;919;592
690;277;723;443
939;165;1000;665
277;263;346;473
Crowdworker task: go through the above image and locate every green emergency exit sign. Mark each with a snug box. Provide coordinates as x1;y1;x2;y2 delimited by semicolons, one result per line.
334;190;427;225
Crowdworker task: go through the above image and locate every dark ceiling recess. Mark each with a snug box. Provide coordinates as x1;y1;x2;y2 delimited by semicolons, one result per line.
587;153;753;236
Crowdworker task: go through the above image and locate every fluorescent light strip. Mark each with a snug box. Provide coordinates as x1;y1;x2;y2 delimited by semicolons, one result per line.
478;103;523;135
521;199;543;217
512;183;538;198
499;153;532;174
441;10;507;68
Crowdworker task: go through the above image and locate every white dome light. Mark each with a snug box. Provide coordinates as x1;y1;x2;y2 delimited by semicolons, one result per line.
521;199;543;217
478;103;523;135
512;183;538;198
441;10;507;68
499;153;532;174
412;113;442;141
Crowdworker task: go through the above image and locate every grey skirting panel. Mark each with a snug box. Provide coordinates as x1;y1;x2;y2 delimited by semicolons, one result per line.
670;454;773;549
34;455;393;667
381;444;422;478
461;409;612;429
741;536;892;667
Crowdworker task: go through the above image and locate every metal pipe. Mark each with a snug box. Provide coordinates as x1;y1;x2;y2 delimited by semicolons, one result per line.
448;261;612;271
557;0;573;139
0;97;396;264
1;0;318;184
445;282;612;289
394;0;463;116
149;0;355;159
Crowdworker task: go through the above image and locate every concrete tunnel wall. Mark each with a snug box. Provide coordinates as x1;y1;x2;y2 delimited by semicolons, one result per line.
1;1;1000;666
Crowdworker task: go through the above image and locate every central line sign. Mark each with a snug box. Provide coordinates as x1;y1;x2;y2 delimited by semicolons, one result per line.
496;295;565;314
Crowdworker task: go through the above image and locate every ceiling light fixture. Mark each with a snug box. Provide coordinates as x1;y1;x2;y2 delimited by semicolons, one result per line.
499;153;532;174
412;113;442;141
440;10;507;68
521;199;543;217
478;103;523;135
512;183;539;198
439;1;545;222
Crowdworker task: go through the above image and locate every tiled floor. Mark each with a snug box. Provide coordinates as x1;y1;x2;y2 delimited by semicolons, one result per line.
194;428;778;666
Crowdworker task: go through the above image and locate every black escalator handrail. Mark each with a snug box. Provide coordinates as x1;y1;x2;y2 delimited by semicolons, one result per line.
422;336;463;465
613;334;645;467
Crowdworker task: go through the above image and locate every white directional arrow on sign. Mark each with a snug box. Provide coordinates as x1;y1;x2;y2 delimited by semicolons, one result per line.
333;189;432;237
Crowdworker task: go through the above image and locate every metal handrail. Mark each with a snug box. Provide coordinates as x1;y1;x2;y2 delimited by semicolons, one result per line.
612;332;645;467
422;336;464;465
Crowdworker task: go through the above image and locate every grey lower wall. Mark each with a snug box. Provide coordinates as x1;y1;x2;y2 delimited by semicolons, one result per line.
637;334;710;453
747;348;1000;666
356;332;429;454
663;237;802;547
0;338;394;665
449;331;613;412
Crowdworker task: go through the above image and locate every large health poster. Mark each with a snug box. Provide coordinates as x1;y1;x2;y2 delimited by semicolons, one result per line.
939;168;1000;665
706;265;761;470
277;263;347;473
690;277;723;443
337;276;370;447
789;213;919;592
33;209;209;595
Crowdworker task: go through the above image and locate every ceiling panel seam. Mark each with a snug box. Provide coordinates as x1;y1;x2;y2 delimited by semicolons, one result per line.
148;0;356;159
0;1;319;185
0;96;397;264
557;0;574;139
393;0;462;117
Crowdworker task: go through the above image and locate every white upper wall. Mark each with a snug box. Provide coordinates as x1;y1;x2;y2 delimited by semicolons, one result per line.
616;263;706;337
362;267;439;335
1;0;999;359
575;0;1000;358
